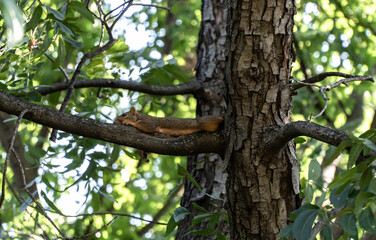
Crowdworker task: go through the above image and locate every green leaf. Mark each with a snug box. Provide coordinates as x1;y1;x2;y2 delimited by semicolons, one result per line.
173;206;190;222
187;175;202;192
321;225;333;240
25;6;43;32
63;36;83;49
355;192;375;215
192;213;217;226
359;207;376;234
292;207;319;240
205;193;224;201
316;191;327;207
216;231;228;240
369;178;376;195
0;0;24;47
165;215;178;236
69;1;94;23
348;143;363;169
323;138;352;167
45;6;64;20
359;168;373;190
192;202;208;213
329;167;356;189
279;223;293;238
163;64;192;83
177;163;189;176
361;138;376;152
340;213;358;237
303;184;314;203
155;60;165;68
98;190;117;202
308;159;321;181
124;150;138;160
56;21;73;36
294;136;307;144
329;185;352;208
40;191;62;214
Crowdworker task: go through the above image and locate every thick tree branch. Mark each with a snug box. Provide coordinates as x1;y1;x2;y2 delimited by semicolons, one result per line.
19;79;201;96
263;121;349;153
0;91;223;156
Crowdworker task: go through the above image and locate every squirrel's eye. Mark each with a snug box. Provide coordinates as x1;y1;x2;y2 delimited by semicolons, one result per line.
121;113;127;117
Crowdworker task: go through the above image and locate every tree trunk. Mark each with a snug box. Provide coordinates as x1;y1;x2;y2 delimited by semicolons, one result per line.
224;0;300;239
176;0;228;239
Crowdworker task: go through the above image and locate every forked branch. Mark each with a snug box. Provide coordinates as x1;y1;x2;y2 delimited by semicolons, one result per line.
290;72;374;91
290;72;373;120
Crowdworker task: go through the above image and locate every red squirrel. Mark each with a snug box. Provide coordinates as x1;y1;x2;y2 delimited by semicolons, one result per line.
114;107;223;136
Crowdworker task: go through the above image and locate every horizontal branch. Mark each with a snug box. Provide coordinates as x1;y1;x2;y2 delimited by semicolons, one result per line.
0;91;223;156
263;121;349;152
290;72;374;90
17;79;202;96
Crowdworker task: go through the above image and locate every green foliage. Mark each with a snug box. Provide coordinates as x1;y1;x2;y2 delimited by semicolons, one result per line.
282;131;376;239
165;164;228;239
0;0;200;239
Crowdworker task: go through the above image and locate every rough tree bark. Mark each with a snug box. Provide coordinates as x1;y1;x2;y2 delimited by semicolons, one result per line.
176;0;229;238
224;0;299;239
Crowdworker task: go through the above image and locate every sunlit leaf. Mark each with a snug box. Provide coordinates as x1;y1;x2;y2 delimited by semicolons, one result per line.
173;206;190;222
308;159;321;181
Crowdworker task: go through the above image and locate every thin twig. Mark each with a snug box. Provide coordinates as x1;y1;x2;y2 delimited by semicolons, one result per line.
12;148;65;237
50;1;134;142
290;72;373;90
132;3;171;12
44;53;70;81
0;109;28;209
109;1;133;31
291;74;374;121
54;217;117;240
44;209;167;225
309;208;343;240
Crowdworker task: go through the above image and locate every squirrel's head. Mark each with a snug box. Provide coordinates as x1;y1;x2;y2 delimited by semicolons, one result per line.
114;107;138;125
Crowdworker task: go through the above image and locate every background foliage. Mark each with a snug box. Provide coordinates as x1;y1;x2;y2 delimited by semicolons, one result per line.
0;0;375;239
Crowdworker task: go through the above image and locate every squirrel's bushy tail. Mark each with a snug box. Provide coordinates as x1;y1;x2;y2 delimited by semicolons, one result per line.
199;116;223;132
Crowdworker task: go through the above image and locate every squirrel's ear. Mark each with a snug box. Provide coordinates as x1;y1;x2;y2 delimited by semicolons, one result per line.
130;107;136;115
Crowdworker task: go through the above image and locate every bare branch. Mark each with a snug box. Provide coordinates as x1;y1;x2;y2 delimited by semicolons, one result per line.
51;1;134;142
55;217;117;240
0;91;223;156
44;53;69;81
290;72;374;91
132;3;171;12
0;109;28;209
18;79;201;96
45;210;167;225
263;121;349;153
290;73;374;120
137;183;183;236
12;148;65;237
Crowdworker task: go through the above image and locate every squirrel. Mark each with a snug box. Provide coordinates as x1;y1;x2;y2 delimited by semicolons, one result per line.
114;107;223;136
